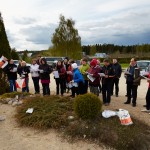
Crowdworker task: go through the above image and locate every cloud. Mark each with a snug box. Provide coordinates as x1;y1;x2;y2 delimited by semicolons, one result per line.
1;0;150;50
13;17;37;25
20;24;56;44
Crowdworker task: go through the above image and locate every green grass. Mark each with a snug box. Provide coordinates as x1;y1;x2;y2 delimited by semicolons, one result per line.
15;95;150;150
0;91;30;99
120;63;129;69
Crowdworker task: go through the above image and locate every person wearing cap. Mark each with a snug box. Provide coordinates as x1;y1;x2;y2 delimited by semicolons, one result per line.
87;59;101;96
101;59;114;105
70;63;85;97
79;57;90;94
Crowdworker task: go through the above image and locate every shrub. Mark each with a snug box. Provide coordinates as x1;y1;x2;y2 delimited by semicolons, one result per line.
74;93;102;119
15;95;74;129
0;69;9;95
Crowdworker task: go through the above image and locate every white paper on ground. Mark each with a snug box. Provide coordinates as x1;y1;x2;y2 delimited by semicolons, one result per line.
26;108;34;114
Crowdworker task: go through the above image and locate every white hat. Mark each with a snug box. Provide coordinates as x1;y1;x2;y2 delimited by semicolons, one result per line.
72;63;78;69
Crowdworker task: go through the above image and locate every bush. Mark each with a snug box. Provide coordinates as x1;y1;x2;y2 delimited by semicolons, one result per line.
15;95;74;129
0;69;10;95
74;93;102;119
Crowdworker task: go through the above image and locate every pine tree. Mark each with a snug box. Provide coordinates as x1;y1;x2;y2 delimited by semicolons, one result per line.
11;48;19;60
0;13;11;58
0;12;11;94
51;15;82;59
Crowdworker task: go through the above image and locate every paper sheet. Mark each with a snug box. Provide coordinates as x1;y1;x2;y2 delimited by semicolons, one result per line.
53;71;59;78
26;108;34;114
87;74;95;82
98;73;105;77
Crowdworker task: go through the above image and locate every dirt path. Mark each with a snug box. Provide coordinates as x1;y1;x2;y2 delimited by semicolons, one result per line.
0;73;149;150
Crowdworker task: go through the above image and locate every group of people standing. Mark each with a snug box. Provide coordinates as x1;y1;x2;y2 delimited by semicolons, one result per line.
2;56;150;110
3;57;52;96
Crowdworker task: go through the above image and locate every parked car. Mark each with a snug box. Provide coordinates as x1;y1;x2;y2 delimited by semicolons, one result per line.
137;60;150;71
45;57;65;67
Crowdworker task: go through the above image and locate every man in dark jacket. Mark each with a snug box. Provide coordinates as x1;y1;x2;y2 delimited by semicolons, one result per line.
101;59;115;105
3;59;17;92
111;59;122;97
124;58;141;107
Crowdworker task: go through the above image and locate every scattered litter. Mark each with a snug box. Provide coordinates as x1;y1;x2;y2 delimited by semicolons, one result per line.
0;116;5;121
117;109;133;125
102;109;133;125
68;116;74;120
102;110;117;118
26;108;34;114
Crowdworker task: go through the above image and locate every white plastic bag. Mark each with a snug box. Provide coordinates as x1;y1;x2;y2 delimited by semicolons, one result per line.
102;110;117;118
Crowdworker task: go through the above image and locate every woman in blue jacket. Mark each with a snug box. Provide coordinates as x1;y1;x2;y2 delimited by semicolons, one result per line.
70;63;84;97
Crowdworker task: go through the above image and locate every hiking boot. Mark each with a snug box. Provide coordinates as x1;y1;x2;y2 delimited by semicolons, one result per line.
124;101;130;104
132;103;136;107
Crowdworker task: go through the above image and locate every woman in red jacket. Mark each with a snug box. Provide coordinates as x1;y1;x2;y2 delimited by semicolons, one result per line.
54;60;66;96
87;59;101;96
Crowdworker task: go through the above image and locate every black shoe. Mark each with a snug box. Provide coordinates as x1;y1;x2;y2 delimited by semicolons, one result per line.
143;105;146;107
116;95;118;97
132;103;136;107
124;101;130;104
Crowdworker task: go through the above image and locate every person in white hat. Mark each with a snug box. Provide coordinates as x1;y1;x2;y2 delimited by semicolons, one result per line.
70;63;85;98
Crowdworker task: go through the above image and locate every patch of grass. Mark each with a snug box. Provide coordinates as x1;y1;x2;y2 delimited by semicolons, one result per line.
15;95;74;129
120;63;129;69
15;95;150;150
0;91;30;99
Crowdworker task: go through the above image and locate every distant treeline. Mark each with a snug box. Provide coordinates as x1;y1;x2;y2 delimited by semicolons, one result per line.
82;44;150;56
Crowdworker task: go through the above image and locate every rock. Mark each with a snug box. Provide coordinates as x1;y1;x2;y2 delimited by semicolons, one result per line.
0;99;8;104
8;100;13;105
15;95;19;100
12;101;18;107
0;116;5;121
5;98;12;103
68;116;74;120
17;101;23;105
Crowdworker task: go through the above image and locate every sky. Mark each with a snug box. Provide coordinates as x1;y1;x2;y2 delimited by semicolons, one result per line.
0;0;150;51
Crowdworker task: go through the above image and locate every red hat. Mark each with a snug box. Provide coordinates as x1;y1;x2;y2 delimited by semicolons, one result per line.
90;59;97;66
